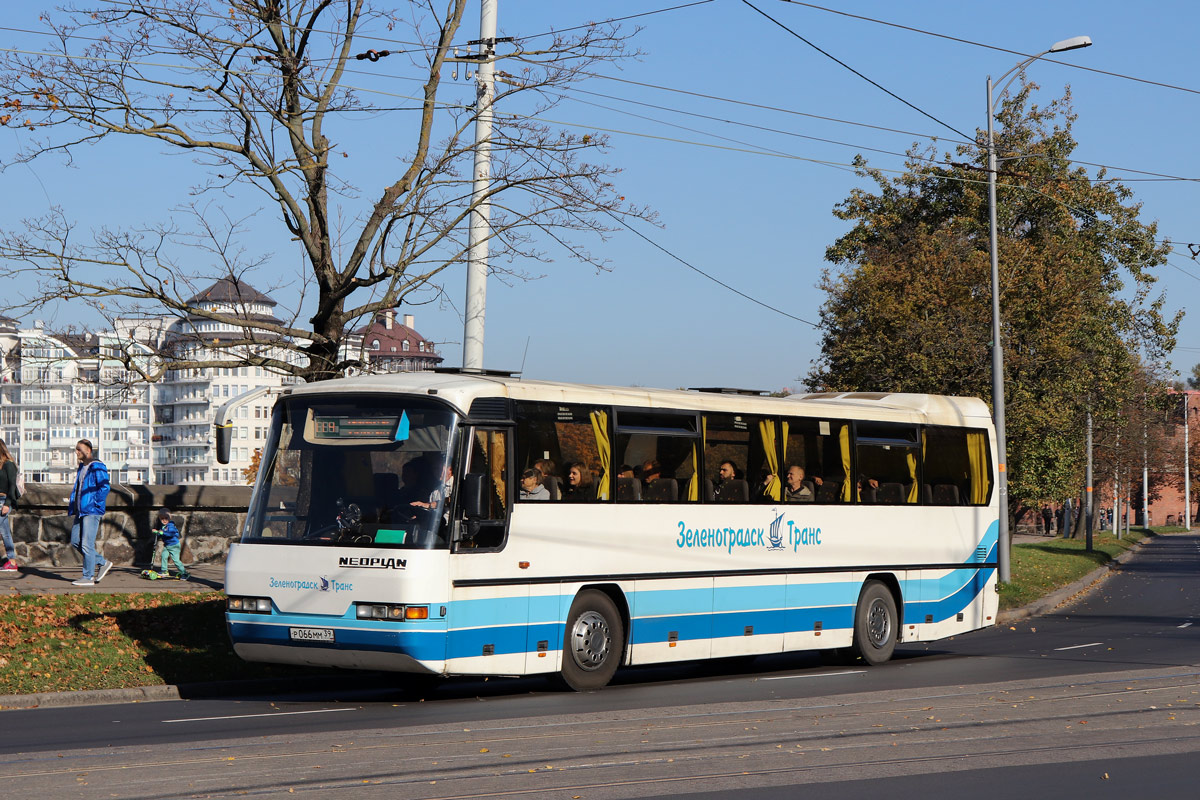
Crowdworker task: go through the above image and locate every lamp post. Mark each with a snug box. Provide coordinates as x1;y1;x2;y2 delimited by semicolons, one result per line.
987;35;1091;583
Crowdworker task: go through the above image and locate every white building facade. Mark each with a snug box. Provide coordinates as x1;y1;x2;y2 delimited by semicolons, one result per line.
0;282;440;486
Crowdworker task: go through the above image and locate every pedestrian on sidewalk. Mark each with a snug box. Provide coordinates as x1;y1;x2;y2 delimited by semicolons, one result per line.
0;439;20;571
1041;504;1053;537
153;507;190;580
69;439;112;587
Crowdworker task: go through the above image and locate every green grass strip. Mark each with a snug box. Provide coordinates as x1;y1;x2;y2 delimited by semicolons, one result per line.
999;527;1174;610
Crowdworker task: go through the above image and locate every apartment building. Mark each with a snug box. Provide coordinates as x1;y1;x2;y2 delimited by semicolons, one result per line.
0;281;441;486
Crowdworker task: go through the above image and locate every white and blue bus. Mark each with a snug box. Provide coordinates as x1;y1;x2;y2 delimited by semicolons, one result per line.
224;372;999;689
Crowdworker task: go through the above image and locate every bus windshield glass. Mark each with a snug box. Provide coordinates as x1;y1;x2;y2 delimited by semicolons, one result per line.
242;396;457;549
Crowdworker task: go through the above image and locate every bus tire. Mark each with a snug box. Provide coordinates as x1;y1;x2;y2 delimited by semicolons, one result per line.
851;580;897;666
561;590;624;690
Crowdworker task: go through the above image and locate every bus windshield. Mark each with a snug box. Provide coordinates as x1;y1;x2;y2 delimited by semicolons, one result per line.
242;396;457;549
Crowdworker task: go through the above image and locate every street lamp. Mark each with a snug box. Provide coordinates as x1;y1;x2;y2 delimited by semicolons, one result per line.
987;35;1091;584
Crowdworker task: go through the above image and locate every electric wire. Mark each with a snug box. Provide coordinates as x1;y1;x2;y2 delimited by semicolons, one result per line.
741;0;974;142
79;0;713;58
778;0;1200;98
1;53;1193;254
7;6;1200;188
4;21;1200;268
606;210;820;328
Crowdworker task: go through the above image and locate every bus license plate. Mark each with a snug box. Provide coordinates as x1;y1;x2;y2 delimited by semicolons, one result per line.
289;627;335;642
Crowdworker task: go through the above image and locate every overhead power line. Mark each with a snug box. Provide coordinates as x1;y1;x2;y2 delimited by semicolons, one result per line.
740;0;975;142
778;0;1200;98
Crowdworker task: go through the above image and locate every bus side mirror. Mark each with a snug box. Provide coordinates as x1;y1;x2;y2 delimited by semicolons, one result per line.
215;423;233;464
461;473;486;519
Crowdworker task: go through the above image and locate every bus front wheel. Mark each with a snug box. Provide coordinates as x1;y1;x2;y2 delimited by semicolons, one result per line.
560;590;624;690
851;581;897;666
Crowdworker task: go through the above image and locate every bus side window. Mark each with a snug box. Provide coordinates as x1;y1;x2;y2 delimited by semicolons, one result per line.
463;428;509;549
513;401;610;502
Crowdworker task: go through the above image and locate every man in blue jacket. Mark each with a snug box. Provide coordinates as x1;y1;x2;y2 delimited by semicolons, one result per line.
69;438;112;587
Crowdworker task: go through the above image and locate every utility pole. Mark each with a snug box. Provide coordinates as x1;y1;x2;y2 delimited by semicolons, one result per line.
1143;404;1150;530
1114;429;1121;541
1085;407;1093;551
461;0;498;371
1185;394;1191;531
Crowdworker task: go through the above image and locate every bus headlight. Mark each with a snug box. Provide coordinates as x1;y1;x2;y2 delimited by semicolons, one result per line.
228;596;271;614
355;603;426;621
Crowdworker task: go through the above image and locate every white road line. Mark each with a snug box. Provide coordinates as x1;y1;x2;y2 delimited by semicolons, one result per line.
761;670;866;681
162;708;359;724
1053;642;1105;651
1180;622;1193;629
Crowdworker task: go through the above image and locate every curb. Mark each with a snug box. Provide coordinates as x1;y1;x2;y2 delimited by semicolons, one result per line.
0;673;387;711
996;534;1151;625
0;683;181;710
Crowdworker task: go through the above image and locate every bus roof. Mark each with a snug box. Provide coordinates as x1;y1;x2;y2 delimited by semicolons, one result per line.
284;372;992;427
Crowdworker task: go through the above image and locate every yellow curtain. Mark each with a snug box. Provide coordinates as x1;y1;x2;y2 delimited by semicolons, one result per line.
590;410;610;501
689;441;700;501
906;450;918;504
759;420;781;501
966;431;991;505
839;424;852;503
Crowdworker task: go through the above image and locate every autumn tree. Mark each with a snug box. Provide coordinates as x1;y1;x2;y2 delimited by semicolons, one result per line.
0;1;651;381
809;83;1180;525
243;448;262;485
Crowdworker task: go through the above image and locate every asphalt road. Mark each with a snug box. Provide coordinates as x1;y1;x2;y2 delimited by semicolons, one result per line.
4;534;1200;799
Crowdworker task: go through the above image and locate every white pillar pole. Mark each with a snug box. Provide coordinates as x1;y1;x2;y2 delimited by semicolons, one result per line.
986;76;1011;583
462;0;498;371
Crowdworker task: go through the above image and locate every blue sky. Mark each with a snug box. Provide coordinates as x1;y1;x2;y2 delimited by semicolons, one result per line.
2;1;1199;392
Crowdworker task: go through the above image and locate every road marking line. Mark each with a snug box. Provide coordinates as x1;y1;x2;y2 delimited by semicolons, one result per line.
1180;622;1193;629
162;708;359;723
761;670;866;681
1053;642;1104;651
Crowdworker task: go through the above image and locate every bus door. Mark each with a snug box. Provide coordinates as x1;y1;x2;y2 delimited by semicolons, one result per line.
450;427;531;674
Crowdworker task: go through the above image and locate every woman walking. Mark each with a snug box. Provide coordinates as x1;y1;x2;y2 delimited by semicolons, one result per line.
69;439;112;587
0;439;19;571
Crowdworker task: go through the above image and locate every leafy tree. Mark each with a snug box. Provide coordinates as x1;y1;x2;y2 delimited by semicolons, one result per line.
243;448;262;486
809;83;1180;525
0;1;650;381
1187;363;1200;390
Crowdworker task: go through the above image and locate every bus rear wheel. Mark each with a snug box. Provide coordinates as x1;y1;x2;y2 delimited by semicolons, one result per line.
851;581;897;666
560;590;624;690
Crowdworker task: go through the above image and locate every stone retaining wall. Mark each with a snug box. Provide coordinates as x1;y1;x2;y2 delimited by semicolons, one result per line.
8;484;253;568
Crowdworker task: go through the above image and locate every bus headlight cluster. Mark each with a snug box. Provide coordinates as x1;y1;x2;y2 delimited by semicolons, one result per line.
355;603;429;621
228;596;272;614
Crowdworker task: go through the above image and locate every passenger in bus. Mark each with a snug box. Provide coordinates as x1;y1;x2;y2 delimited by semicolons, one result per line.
713;461;741;502
520;468;550;501
640;460;663;485
561;462;593;502
784;465;820;502
534;458;561;500
761;465;821;502
616;464;635;479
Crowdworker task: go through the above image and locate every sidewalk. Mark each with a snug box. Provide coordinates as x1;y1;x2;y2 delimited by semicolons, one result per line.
0;562;224;595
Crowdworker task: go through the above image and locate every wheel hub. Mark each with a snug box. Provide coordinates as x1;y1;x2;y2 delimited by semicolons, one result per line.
570;610;611;670
867;598;892;647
